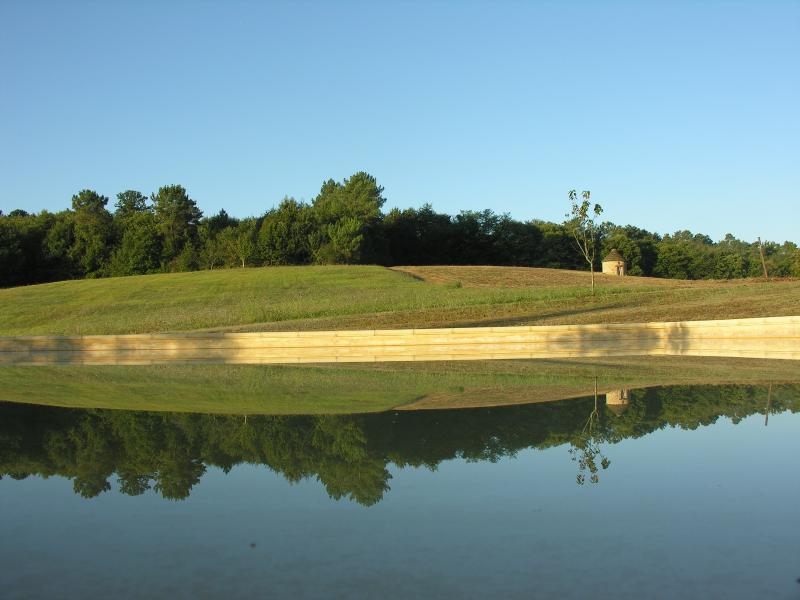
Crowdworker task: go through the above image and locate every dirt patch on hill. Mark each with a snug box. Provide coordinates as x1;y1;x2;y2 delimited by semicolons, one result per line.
391;265;697;288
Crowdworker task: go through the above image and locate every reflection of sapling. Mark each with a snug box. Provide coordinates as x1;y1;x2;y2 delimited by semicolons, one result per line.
569;382;611;485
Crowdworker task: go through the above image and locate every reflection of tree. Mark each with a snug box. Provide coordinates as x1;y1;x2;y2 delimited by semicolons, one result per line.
568;381;610;485
0;384;797;505
765;382;773;426
70;417;117;498
154;453;206;501
117;471;152;496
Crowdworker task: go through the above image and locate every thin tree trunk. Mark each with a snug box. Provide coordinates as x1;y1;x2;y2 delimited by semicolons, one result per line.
590;263;595;294
758;237;769;280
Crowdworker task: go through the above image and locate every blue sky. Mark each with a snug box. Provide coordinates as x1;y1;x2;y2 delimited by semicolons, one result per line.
1;1;798;242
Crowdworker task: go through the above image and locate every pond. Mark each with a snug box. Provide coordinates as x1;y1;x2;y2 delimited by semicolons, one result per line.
1;383;799;598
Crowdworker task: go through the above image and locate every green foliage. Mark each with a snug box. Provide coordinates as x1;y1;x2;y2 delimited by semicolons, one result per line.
600;225;659;276
382;204;455;265
312;172;385;225
69;189;113;276
198;228;224;270
174;242;198;272
258;198;314;265
490;216;543;265
2;175;799;288
534;221;584;269
313;217;364;264
151;184;202;265
311;172;385;263
0;217;24;285
109;211;161;276
41;211;77;278
114;190;149;219
219;219;257;268
204;209;237;236
197;210;239;270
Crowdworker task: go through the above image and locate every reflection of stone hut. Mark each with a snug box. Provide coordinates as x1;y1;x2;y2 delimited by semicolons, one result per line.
605;389;630;413
602;249;626;276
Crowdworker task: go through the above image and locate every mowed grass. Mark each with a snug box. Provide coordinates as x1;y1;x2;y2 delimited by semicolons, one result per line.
0;265;798;336
1;356;798;415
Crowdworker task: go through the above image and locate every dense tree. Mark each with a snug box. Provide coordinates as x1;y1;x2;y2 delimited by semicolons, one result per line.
311;172;386;263
41;211;77;279
198;227;224;270
532;221;584;269
258;198;314;265
173;241;198;272
114;190;149;220
151;184;202;266
451;210;502;264
108;190;160;276
600;225;659;276
382;204;455;265
219;220;257;268
2;175;799;288
0;217;24;285
204;209;237;236
491;217;543;266
197;210;238;270
312;172;385;225
69;189;114;276
312;217;364;264
654;235;717;280
109;211;161;276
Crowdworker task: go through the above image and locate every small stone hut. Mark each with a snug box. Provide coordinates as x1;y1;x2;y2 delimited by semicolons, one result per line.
602;249;626;276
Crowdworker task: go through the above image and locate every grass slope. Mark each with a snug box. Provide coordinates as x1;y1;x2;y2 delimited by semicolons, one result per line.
1;357;798;414
0;265;798;336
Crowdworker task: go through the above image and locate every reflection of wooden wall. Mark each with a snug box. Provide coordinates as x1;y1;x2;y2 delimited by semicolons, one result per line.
1;316;799;366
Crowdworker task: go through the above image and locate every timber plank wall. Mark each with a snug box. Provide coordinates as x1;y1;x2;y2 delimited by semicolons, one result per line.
1;316;799;366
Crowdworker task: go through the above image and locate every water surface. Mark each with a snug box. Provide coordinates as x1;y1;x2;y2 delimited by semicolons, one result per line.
1;384;799;598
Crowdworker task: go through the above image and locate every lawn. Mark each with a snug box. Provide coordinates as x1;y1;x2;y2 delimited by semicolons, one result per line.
0;265;798;336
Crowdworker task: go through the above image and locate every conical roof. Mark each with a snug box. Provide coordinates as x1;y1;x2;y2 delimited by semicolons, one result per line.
603;248;624;262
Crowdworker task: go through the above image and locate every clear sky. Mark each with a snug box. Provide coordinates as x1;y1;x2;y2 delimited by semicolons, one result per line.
1;1;798;242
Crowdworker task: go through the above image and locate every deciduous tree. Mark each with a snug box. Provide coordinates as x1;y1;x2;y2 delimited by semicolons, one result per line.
151;185;202;265
70;189;113;276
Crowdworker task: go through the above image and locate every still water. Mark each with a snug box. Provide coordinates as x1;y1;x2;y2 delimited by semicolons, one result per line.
1;384;799;599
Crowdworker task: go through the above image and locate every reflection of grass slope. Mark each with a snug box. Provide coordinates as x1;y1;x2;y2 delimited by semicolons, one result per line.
1;265;798;336
1;356;798;414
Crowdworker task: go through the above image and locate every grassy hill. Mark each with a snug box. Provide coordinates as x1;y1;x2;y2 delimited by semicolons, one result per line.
0;265;798;336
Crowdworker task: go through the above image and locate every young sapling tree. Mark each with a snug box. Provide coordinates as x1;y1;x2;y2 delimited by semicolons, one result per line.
565;189;603;293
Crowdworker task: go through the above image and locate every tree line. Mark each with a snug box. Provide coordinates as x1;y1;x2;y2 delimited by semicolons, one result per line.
1;384;795;504
2;172;798;287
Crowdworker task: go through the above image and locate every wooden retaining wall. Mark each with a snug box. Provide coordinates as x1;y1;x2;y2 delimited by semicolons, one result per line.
1;316;799;366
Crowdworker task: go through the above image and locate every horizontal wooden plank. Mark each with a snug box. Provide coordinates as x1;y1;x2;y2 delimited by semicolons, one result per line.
0;316;797;366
